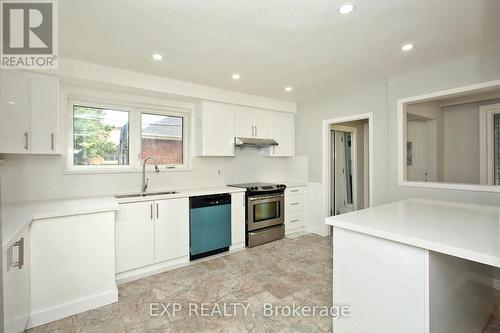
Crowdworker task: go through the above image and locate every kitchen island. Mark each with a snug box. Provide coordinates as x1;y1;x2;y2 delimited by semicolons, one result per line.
325;199;500;333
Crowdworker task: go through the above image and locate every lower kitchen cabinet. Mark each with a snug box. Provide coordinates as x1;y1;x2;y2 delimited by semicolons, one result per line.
115;201;155;273
154;198;189;263
285;185;306;235
115;198;189;274
2;226;30;333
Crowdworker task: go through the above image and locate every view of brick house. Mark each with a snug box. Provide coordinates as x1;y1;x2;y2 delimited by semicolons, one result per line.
140;114;183;165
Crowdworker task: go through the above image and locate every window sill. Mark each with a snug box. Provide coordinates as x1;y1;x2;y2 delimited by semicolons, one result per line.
64;166;193;175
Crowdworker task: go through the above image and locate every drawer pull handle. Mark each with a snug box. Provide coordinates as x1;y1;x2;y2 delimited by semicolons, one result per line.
291;190;299;192
290;219;300;223
291;203;300;206
8;237;24;270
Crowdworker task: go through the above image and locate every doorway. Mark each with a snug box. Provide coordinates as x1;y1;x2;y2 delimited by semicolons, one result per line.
322;113;373;235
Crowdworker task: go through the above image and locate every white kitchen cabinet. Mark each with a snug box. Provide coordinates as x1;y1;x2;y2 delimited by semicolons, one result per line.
234;106;254;138
154;198;189;263
270;112;295;156
115;201;155;273
0;71;31;153
230;192;246;249
284;185;306;235
234;106;272;139
196;101;235;156
116;198;190;275
0;70;60;154
2;226;30;333
30;77;59;154
253;110;272;139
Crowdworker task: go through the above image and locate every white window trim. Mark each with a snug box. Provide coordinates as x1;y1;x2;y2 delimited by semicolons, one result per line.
479;103;500;185
397;79;500;193
65;97;192;174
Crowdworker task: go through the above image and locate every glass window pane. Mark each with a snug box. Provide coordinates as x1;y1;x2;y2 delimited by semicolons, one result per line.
73;105;129;166
141;113;183;165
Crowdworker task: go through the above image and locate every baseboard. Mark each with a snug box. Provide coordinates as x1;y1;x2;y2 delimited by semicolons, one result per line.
28;287;118;329
116;256;189;285
230;242;245;251
305;224;330;237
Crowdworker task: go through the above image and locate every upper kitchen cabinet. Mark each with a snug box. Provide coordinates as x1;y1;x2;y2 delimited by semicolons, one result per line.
0;71;60;154
270;112;295;157
195;101;235;156
234;106;272;139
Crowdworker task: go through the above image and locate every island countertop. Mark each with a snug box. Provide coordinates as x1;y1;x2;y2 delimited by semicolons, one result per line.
325;198;500;268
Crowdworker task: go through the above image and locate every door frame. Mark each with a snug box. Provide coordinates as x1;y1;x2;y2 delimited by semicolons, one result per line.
322;113;374;236
331;125;358;214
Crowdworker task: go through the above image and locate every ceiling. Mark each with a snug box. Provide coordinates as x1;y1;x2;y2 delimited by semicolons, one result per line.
59;0;500;102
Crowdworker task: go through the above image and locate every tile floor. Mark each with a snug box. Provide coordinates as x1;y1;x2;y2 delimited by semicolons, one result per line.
28;234;333;333
25;232;500;333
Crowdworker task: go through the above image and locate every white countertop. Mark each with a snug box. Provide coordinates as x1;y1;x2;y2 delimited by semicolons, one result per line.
325;198;500;268
114;185;246;204
282;182;307;188
2;196;119;248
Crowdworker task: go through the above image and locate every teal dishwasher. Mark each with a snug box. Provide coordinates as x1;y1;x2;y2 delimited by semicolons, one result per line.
189;193;231;260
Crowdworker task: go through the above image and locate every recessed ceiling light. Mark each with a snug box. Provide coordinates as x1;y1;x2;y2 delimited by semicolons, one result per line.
152;53;163;61
285;86;293;92
339;3;355;15
401;43;414;51
232;73;240;80
7;101;15;105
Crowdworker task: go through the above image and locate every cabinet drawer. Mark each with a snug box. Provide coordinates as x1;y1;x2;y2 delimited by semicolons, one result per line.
285;195;305;213
285;187;305;197
285;211;305;229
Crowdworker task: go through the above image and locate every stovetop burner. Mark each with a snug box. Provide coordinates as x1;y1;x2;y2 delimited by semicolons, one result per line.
228;182;286;193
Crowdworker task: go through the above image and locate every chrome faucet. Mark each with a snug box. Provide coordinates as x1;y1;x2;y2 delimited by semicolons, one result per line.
142;157;160;194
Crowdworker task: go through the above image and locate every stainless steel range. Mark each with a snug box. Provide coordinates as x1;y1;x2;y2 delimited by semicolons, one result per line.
228;183;286;247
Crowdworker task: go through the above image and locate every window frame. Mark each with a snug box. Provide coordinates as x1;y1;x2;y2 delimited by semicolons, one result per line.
66;98;191;173
139;108;189;170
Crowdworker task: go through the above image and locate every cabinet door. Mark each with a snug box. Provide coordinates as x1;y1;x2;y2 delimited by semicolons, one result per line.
0;71;31;153
30;77;59;154
231;192;246;247
199;101;235;156
234;106;254;137
154;198;189;263
115;202;155;273
271;112;295;156
253;109;273;139
3;227;30;333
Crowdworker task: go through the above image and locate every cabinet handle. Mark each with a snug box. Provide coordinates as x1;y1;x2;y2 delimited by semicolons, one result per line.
290;219;300;223
255;126;258;137
156;203;159;219
291;203;300;206
51;133;55;151
150;204;153;220
291;190;299;193
251;126;254;136
24;132;29;150
8;237;24;270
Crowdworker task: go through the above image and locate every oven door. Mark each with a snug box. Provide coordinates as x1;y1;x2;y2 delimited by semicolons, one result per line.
247;193;284;231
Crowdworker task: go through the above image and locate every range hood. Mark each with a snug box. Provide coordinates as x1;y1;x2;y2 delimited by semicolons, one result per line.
234;137;279;148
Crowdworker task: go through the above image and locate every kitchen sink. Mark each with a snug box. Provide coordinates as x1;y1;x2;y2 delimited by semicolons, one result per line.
115;191;179;199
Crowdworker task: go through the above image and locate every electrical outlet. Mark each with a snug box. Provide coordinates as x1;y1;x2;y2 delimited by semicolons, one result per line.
217;169;222;176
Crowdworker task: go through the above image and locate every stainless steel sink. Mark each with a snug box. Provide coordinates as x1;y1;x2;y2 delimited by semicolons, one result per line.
115;191;179;199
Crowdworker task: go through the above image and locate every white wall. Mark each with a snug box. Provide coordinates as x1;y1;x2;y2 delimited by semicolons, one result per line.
296;46;500;235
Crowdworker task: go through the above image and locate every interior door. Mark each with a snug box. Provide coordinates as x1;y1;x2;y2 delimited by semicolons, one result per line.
407;120;428;182
155;198;189;263
115;202;155;273
334;131;354;215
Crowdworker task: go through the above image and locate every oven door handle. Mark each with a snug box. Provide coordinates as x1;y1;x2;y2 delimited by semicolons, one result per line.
249;195;284;201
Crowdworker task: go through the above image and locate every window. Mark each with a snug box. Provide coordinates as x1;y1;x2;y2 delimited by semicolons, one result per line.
141;113;183;165
72;105;129;166
68;98;190;172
